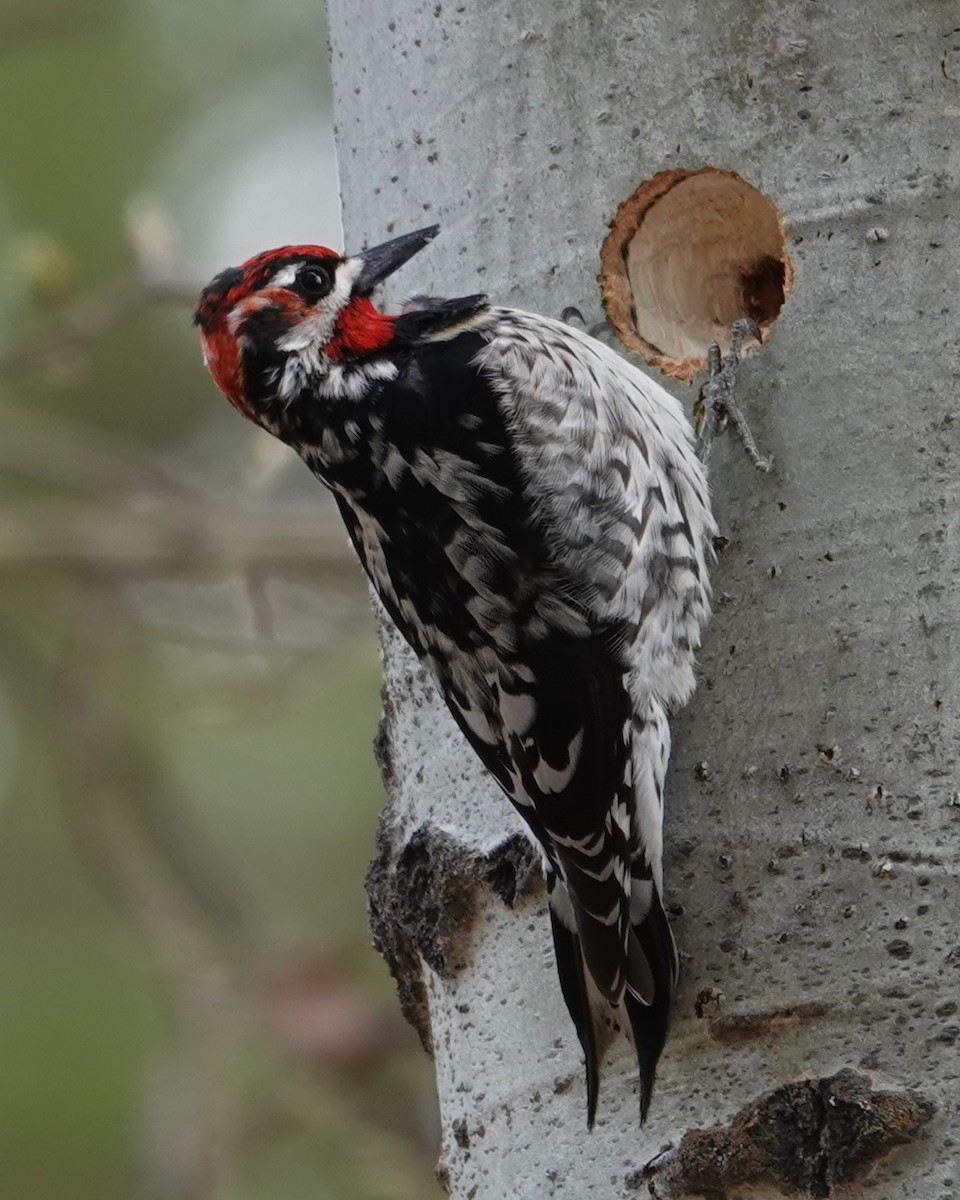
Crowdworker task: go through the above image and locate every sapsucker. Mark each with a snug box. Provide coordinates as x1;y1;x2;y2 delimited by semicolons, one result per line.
195;226;716;1125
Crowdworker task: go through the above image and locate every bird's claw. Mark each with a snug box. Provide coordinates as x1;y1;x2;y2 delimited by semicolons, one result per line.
696;318;772;473
561;306;621;343
561;306;587;327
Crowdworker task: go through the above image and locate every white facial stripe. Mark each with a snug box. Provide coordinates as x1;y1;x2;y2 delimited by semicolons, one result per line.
276;257;362;356
269;264;299;288
336;257;362;293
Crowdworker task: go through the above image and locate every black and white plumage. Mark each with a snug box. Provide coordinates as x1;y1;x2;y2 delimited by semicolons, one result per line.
195;226;716;1124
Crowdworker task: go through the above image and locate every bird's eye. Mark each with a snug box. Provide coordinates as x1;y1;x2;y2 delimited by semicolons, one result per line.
296;265;333;299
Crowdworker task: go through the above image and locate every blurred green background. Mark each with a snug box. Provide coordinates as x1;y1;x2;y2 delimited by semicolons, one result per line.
0;1;439;1197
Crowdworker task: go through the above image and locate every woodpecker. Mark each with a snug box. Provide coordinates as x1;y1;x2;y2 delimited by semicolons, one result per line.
195;225;715;1125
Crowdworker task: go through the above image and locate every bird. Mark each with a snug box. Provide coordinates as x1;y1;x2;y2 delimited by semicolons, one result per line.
194;224;715;1125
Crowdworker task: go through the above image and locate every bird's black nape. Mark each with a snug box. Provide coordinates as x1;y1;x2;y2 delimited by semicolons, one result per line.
392;294;489;344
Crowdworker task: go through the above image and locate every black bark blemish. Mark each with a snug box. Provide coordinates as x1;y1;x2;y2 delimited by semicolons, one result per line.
366;819;541;1052
483;832;542;906
631;1069;935;1198
372;710;396;790
452;1118;470;1149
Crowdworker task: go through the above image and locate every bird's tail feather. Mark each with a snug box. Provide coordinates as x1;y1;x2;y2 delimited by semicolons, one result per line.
547;899;601;1128
624;884;677;1122
550;875;677;1126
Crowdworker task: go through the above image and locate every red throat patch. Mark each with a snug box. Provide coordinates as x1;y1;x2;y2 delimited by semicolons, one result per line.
200;327;250;419
328;297;396;360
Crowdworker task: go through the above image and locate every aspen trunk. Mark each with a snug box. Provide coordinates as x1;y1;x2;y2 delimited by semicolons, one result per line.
328;2;958;1194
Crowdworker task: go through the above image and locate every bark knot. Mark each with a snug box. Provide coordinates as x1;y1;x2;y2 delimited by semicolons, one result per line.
631;1068;935;1198
366;817;541;1052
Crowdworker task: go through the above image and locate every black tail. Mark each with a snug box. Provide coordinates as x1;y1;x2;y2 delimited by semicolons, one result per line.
548;901;601;1128
624;886;678;1122
549;880;677;1127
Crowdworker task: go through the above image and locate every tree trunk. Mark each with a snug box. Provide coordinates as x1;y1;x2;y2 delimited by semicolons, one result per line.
327;2;957;1195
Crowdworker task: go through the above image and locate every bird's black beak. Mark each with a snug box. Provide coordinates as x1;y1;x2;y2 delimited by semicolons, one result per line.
353;225;439;295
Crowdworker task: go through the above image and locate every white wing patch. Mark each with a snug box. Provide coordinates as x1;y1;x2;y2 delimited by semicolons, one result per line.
531;727;583;794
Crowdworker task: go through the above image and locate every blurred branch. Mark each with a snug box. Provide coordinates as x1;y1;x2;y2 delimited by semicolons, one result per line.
0;270;198;378
0;393;204;496
1;202;198;379
0;214;434;1198
0;599;254;956
0;393;195;495
0;208;206;498
0;212;360;590
0;594;258;1199
0;595;433;1199
0;497;362;581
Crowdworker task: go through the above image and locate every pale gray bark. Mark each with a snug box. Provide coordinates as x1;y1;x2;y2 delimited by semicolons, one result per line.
327;2;959;1195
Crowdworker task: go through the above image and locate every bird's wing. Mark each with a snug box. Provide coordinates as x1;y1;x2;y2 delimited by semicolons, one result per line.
468;311;714;1118
475;308;716;711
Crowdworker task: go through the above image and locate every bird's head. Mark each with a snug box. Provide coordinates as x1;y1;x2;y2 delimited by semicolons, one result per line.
194;224;474;430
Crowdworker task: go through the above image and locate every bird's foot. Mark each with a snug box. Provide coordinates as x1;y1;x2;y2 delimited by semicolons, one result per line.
695;317;773;473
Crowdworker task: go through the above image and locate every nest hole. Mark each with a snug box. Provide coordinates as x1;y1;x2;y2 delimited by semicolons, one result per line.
600;167;793;381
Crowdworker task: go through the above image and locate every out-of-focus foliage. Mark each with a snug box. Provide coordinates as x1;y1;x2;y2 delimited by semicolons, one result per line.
0;3;439;1198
